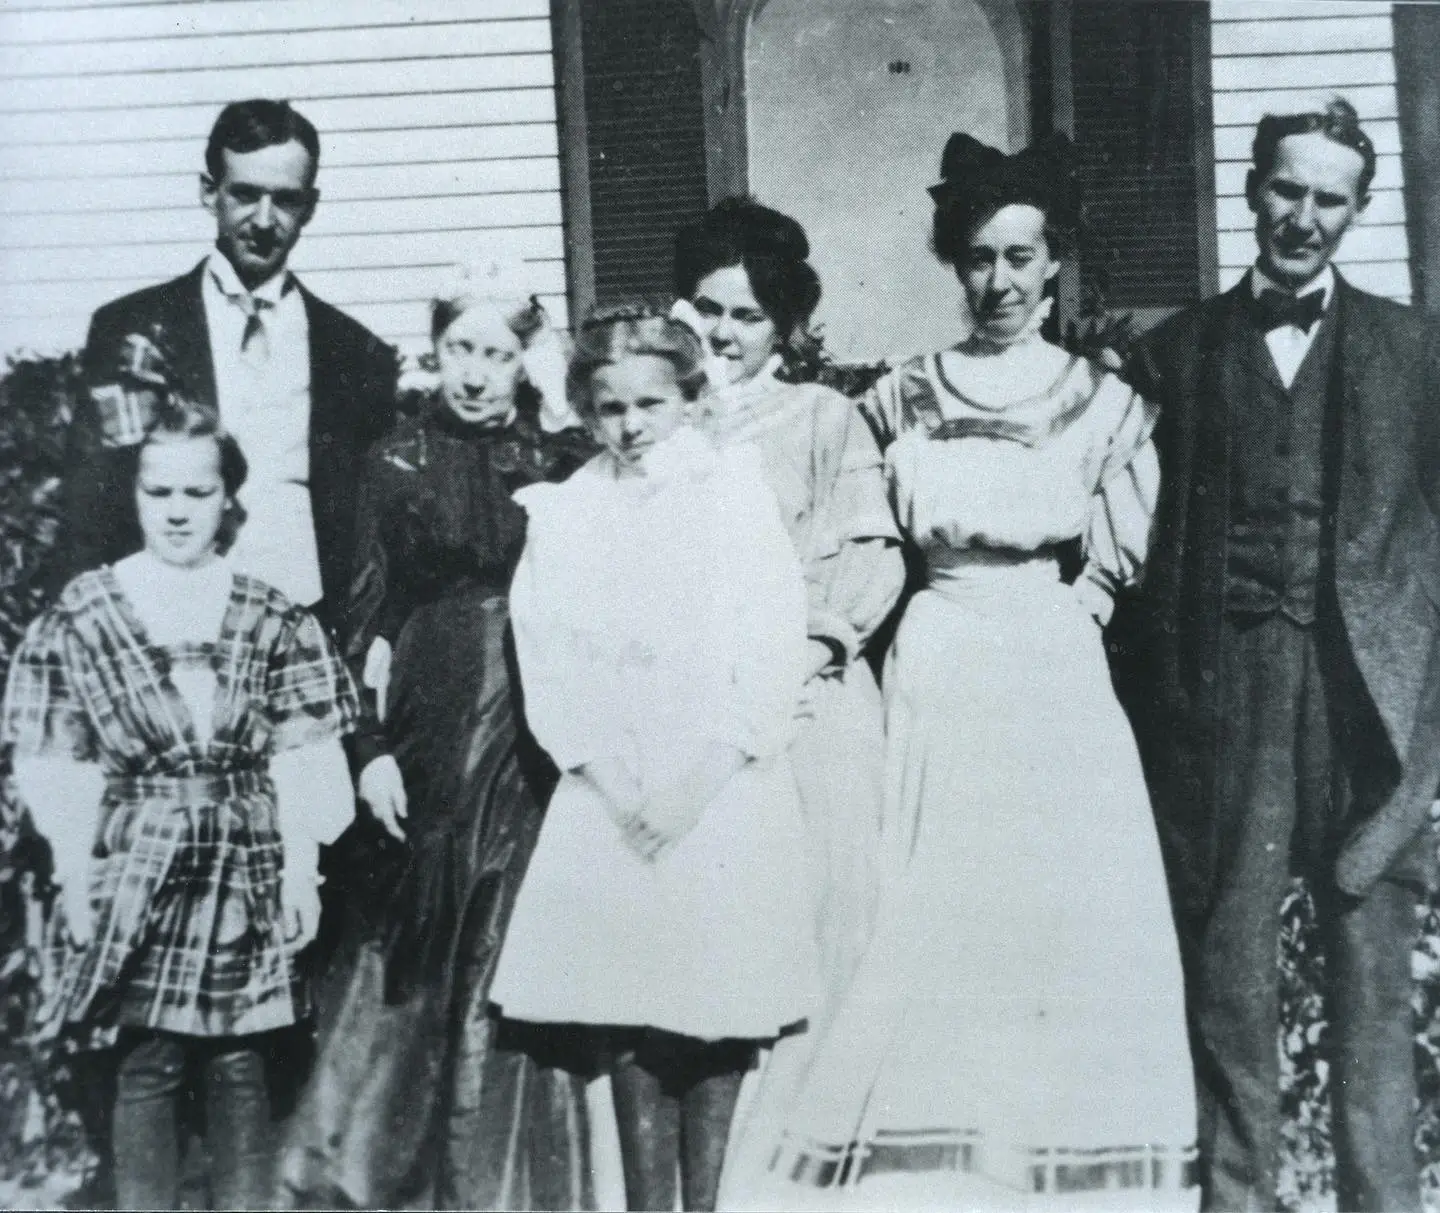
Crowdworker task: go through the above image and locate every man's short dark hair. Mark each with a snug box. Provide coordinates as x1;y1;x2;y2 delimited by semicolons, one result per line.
204;99;320;181
1251;97;1376;196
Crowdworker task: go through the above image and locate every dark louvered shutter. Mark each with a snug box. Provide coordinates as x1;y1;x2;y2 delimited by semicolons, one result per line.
1069;2;1212;311
579;0;709;307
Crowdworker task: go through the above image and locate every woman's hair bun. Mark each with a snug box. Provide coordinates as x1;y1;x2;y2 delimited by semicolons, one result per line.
708;196;810;264
673;196;822;336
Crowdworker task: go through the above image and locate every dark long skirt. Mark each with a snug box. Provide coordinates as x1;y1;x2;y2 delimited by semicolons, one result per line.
280;588;593;1210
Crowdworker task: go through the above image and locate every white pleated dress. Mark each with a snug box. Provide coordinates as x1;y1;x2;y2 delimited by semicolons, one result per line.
489;427;821;1042
737;339;1198;1211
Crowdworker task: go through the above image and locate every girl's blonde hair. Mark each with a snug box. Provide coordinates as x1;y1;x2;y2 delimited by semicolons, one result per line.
567;302;707;416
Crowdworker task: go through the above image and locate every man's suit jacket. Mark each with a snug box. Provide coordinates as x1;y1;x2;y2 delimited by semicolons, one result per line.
57;260;399;642
1113;275;1440;922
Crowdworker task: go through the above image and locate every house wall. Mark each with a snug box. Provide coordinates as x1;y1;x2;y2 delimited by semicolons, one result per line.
1209;0;1411;301
0;0;569;359
744;0;1030;364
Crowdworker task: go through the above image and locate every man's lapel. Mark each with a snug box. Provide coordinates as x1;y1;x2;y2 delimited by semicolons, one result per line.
159;261;218;407
1333;274;1389;529
298;283;341;441
1207;282;1269;440
1335;273;1383;418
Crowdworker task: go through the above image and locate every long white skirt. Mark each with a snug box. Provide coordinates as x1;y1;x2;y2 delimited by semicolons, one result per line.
733;570;1198;1210
717;659;892;1206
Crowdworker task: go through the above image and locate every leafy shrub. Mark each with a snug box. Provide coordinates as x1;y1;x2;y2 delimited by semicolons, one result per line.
0;351;89;1195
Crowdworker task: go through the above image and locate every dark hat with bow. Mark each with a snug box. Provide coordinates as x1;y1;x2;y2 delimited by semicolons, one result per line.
928;131;1080;231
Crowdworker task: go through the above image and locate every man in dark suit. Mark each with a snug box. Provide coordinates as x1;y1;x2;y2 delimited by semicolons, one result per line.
63;100;391;638
52;98;405;1205
1115;98;1440;1211
59;98;403;807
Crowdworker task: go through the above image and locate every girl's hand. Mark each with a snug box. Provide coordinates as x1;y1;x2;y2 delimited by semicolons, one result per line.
631;744;748;863
577;758;647;852
60;873;93;949
281;868;323;953
626;790;706;863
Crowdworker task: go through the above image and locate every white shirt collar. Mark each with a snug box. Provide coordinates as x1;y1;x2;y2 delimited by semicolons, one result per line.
205;250;296;306
1250;262;1335;308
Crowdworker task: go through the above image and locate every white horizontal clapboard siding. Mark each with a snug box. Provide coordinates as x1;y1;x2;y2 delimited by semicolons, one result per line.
1209;0;1411;302
0;0;568;358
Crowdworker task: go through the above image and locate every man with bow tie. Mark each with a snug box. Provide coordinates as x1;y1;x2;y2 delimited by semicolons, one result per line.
1114;98;1440;1211
50;98;404;1204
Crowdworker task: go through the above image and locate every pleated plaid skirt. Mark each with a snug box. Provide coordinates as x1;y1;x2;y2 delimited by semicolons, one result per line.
39;768;299;1044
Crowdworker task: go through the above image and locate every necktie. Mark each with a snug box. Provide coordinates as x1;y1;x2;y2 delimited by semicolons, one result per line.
237;294;273;367
1250;288;1325;334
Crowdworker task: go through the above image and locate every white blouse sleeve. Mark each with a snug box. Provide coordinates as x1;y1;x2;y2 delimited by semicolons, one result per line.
709;451;810;759
509;483;632;772
271;737;355;877
1075;379;1161;626
858;365;904;452
12;757;104;886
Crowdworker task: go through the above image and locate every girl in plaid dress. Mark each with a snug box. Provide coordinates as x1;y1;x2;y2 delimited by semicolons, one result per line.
1;397;360;1209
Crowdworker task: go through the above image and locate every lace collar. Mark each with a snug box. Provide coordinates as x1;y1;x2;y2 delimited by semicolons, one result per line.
956;296;1053;357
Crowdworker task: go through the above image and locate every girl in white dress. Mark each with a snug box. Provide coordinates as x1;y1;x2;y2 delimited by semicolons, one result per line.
740;134;1198;1211
488;306;819;1211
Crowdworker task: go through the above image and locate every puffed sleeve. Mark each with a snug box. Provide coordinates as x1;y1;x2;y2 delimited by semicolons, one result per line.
2;608;95;762
710;449;810;759
345;440;414;666
266;608;360;872
802;390;904;661
858;364;905;452
1074;377;1161;626
266;607;362;754
509;479;635;772
2;608;104;883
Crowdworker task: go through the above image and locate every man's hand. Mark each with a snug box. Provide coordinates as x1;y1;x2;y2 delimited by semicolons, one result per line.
359;754;408;841
362;636;393;723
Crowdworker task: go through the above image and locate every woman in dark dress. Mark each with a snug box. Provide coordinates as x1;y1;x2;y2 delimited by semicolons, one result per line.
281;257;594;1210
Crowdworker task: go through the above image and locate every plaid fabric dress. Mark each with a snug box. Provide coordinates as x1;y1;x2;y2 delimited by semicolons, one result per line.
1;568;359;1044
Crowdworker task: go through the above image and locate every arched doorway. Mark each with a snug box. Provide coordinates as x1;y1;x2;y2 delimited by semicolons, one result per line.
745;0;1030;362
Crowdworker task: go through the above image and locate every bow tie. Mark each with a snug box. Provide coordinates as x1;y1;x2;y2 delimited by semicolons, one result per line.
1250;287;1325;334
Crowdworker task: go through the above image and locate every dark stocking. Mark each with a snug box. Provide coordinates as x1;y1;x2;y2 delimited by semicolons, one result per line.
612;1053;680;1211
679;1068;743;1213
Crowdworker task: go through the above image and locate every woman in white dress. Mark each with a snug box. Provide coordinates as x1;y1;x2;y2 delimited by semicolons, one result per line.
488;306;820;1212
673;198;904;1006
668;200;905;1210
743;134;1198;1210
